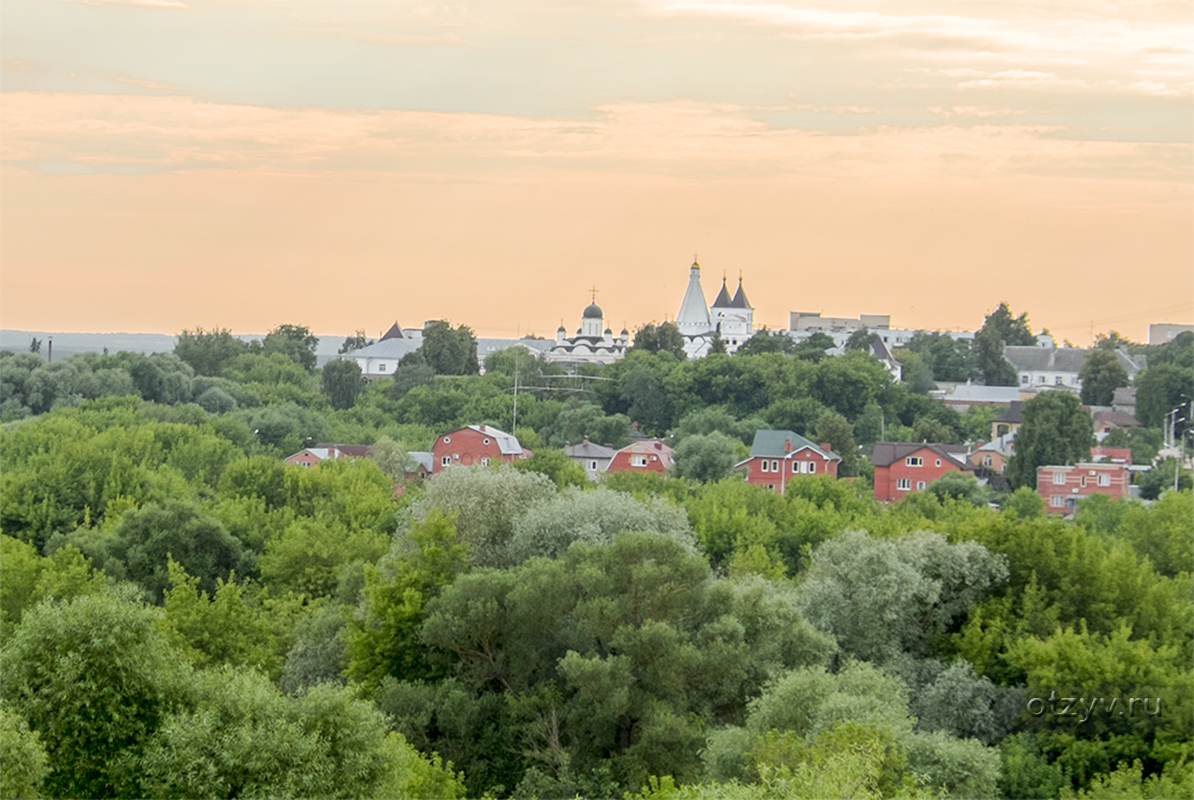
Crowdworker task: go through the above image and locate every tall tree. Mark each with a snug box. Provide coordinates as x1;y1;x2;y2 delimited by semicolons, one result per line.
174;327;251;376
1078;349;1129;406
338;329;374;354
1005;391;1094;489
262;324;319;372
973;302;1034;386
420;320;479;375
631;322;687;359
321;359;363;410
814;411;858;476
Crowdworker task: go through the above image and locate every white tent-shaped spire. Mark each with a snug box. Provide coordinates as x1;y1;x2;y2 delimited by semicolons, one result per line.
675;258;712;335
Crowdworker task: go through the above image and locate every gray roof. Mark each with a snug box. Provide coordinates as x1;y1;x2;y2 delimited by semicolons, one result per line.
343;337;422;359
940;384;1022;404
977;430;1016;456
564;440;616;459
409;451;434;472
1004;346;1088;374
583;302;603;319
711;280;734;308
992;401;1024;424
871;441;969;468
466;424;524;455
748;429;841;462
380;323;404;341
729;279;751;309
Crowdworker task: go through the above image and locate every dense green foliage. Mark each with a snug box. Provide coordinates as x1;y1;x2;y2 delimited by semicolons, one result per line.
1;323;1190;799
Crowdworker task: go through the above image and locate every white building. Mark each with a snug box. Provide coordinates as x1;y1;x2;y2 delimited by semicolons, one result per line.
787;312;974;352
673;259;755;357
544;299;629;366
1003;344;1145;393
341;321;552;378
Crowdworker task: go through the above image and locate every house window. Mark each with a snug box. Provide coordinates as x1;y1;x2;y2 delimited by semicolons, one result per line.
483;438;491;445
896;478;911;491
1098;473;1110;487
632;455;648;467
589;460;598;471
761;460;770;473
793;461;799;473
771;460;779;472
917;481;926;490
443;436;451;444
1038;375;1046;383
935;459;941;467
379;364;386;372
1055;376;1063;385
481;457;490;466
809;462;816;474
1051;495;1065;507
1021;375;1029;384
906;457;923;467
1052;471;1066;485
1080;476;1087;487
441;456;451;467
982;456;993;467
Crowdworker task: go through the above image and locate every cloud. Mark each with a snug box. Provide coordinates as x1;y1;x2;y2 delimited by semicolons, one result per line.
1;91;1186;185
81;1;187;8
107;73;185;92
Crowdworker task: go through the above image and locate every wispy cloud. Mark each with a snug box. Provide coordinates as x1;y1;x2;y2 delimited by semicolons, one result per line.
81;0;187;8
2;91;1186;185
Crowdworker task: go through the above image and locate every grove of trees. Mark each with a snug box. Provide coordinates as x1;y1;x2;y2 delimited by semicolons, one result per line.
0;318;1190;799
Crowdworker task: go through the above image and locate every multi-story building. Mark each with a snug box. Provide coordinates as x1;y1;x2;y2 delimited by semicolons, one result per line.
1037;462;1130;513
431;425;529;472
871;442;970;502
736;430;840;493
606;439;673;473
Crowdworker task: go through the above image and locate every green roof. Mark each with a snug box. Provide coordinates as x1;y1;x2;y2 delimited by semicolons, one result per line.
748;429;841;461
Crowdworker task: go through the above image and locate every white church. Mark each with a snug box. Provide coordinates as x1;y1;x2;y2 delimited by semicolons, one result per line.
544;295;630;366
674;258;755;358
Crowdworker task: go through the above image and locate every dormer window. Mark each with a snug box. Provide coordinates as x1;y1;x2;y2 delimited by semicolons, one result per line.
906;457;923;467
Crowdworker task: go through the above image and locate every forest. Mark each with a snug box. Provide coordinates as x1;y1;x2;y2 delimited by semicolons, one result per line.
1;320;1191;799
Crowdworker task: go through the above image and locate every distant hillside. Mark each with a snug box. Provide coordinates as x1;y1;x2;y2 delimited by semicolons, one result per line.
1;331;177;359
1;330;359;365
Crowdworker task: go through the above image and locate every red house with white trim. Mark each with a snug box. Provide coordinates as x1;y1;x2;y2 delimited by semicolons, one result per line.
736;430;840;493
606;439;673;473
1037;462;1129;514
431;425;529;472
871;442;970;502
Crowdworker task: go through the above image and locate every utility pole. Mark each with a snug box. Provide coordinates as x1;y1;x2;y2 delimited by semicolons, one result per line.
512;361;519;433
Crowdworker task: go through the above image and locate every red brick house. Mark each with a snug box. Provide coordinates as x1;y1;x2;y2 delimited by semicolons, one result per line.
431;425;529;472
606;439;673;473
871;442;970;502
1037;462;1129;513
736;430;840;494
284;444;372;468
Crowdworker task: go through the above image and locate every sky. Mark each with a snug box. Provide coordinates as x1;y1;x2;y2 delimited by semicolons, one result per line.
1;0;1191;345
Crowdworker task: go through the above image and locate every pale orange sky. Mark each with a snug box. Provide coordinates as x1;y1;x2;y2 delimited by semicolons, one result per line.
2;1;1191;345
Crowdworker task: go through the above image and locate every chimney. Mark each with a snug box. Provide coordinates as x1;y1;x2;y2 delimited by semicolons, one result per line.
582;436;589;446
820;443;832;452
784;439;792;453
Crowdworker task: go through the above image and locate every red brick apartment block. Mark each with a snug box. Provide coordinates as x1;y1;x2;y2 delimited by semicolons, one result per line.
871;442;970;503
736;430;840;494
1037;462;1129;514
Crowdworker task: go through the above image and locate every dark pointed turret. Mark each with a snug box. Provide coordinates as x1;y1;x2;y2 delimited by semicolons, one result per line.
729;277;751;309
711;277;733;308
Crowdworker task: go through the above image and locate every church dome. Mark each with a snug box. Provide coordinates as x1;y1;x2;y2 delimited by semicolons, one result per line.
582;302;603;319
